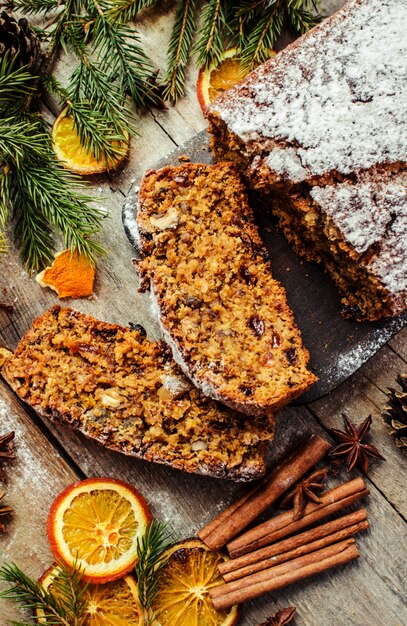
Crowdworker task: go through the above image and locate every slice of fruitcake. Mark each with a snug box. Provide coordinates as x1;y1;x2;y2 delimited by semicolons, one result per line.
135;162;316;416
2;306;275;481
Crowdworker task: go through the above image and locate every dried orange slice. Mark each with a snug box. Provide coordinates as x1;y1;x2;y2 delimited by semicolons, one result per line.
36;564;143;625
47;478;152;584
52;108;128;175
36;250;95;299
151;538;239;626
196;48;276;111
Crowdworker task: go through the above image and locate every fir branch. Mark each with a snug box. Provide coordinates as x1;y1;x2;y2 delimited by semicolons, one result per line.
286;0;321;35
0;560;87;626
240;0;284;70
91;14;160;109
5;0;59;16
193;0;231;69
135;520;173;616
13;158;106;270
104;0;159;24
0;166;10;255
0;54;35;103
163;0;196;103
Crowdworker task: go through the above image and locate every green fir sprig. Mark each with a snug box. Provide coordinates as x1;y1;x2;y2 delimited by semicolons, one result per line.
0;521;174;626
135;519;173;621
0;559;87;626
162;0;196;103
0;56;106;271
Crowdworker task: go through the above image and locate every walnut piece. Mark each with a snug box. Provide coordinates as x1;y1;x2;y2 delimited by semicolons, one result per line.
95;388;123;408
150;206;179;231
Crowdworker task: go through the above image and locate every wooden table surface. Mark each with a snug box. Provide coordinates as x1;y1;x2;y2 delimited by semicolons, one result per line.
0;1;406;624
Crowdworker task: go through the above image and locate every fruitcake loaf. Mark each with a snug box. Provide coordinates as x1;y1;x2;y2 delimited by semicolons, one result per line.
207;0;407;320
135;162;316;416
2;306;276;481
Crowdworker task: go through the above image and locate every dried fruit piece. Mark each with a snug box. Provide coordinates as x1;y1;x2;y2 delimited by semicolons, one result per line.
36;250;95;299
36;564;142;625
52;108;128;175
151;538;239;626
47;477;152;583
196;48;276;111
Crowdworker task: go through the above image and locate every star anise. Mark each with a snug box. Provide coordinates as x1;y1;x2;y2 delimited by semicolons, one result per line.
0;491;13;533
329;414;385;473
279;468;328;520
0;431;16;481
258;607;296;626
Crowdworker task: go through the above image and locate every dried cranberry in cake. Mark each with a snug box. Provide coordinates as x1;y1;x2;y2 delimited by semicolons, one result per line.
136;163;316;415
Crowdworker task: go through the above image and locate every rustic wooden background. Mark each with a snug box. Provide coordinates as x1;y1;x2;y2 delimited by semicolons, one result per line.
0;1;406;624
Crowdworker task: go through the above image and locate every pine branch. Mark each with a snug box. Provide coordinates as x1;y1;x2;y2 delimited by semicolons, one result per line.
193;0;231;68
0;561;87;626
0;113;106;271
163;0;196;103
13;158;106;271
286;0;322;35
91;14;160;110
135;520;173;615
5;0;59;16
104;0;159;24
0;53;36;103
240;0;284;70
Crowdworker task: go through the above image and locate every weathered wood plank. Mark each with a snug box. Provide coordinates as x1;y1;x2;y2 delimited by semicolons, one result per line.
310;344;407;518
2;386;406;626
0;381;80;622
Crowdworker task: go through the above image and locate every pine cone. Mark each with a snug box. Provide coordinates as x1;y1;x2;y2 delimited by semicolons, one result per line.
382;373;407;450
0;11;40;70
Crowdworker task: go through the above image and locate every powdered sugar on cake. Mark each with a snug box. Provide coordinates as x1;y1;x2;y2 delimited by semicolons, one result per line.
211;0;407;181
310;173;407;295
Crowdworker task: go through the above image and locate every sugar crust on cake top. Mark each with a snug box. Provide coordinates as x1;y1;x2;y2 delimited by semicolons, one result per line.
210;0;407;183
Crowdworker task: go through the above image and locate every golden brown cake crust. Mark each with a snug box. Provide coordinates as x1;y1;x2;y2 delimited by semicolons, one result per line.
2;306;276;481
136;162;316;415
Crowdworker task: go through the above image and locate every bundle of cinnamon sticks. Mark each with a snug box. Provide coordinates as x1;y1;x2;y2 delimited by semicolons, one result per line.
198;435;370;611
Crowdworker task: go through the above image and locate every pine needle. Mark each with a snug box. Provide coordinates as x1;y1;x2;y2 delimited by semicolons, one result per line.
0;560;87;626
135;520;173;615
104;0;159;24
163;0;196;103
192;0;231;69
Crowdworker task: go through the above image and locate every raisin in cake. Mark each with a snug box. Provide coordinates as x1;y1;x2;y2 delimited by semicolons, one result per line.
2;306;275;481
207;0;407;321
135;163;316;416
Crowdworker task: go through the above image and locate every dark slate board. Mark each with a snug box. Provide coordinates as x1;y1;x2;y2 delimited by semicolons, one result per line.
122;130;406;404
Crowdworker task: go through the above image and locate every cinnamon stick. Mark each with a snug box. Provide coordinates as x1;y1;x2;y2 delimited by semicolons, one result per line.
227;477;368;558
210;539;360;611
219;510;368;582
198;435;331;550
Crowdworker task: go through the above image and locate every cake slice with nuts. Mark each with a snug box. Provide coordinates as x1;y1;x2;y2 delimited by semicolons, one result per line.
2;306;275;481
135;163;316;415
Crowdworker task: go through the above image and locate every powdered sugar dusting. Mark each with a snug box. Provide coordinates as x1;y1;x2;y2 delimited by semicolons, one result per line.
310;172;407;295
211;0;407;181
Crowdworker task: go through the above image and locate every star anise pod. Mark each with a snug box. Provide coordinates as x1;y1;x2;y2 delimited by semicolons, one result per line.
329;415;385;473
0;431;16;481
0;491;13;533
258;607;296;626
279;468;328;520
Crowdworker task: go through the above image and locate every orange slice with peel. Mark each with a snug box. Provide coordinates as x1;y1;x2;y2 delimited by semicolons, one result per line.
36;564;143;625
196;47;277;111
47;478;152;584
52;108;129;175
151;538;239;626
36;249;95;299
